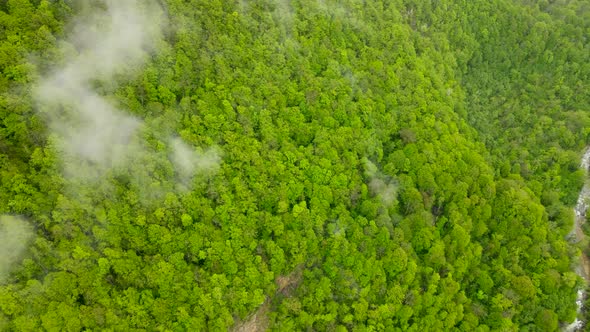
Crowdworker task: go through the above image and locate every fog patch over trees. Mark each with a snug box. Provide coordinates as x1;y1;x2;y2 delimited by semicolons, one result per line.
364;159;398;207
0;216;33;283
33;0;219;194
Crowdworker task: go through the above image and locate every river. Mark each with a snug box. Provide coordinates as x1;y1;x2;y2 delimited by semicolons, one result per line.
565;148;590;331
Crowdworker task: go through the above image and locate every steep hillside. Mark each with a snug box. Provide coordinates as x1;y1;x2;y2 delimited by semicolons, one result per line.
0;0;588;331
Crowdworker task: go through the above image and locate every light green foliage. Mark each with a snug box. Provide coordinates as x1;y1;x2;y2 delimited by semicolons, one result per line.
0;0;588;331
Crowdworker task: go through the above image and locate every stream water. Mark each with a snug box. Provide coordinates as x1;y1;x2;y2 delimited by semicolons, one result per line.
564;148;590;331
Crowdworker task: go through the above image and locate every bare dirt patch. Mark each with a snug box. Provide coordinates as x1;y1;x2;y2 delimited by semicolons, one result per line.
233;299;271;332
232;265;304;332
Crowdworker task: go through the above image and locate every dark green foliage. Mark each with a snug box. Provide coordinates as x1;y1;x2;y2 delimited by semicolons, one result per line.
0;0;589;331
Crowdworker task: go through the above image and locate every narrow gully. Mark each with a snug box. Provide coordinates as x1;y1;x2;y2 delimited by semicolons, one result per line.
565;148;590;331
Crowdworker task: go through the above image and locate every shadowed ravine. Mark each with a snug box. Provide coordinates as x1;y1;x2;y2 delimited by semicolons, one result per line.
565;148;590;331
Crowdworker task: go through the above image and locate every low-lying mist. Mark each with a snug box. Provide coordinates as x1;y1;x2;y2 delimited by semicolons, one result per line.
0;216;33;283
33;0;220;198
365;159;398;207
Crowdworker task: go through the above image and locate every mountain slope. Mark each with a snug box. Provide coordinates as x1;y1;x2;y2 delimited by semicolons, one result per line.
0;0;588;331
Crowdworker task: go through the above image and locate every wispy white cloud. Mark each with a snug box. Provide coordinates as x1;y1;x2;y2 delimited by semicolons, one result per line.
0;216;33;282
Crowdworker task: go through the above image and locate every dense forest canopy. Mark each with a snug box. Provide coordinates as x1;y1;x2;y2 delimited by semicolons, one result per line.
1;0;590;330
